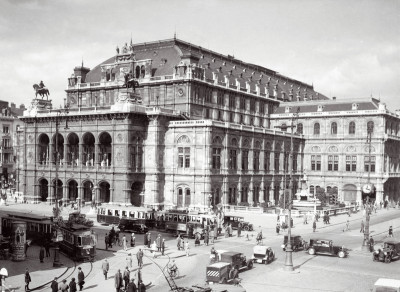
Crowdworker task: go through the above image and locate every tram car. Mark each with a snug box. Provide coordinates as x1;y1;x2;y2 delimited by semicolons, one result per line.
58;224;96;262
97;205;155;228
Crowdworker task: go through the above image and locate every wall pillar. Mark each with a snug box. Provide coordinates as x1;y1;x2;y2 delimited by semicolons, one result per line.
78;143;83;167
269;181;275;204
64;143;69;165
78;185;83;209
63;185;69;206
95;142;100;168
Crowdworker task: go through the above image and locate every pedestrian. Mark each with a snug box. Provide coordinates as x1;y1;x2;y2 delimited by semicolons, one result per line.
184;239;190;257
343;220;350;232
276;222;280;235
109;226;116;248
123;266;130;290
194;232;201;246
347;209;351;217
303;213;307;224
127;278;137;292
77;267;85;291
204;230;209;246
131;233;135;247
25;268;31;291
156;234;162;252
114;269;123;292
69;278;77;292
237;222;242;237
209;228;215;244
327;214;330;224
312;221;316;232
45;240;51;257
177;234;182;250
360;220;365;233
126;253;133;269
369;236;375;252
161;238;166;255
24;240;30;256
147;232;151;249
51;277;58;292
214;226;218;241
389;226;394;237
59;279;69;292
122;234;127;251
138;280;146;292
102;259;109;280
105;233;109;251
151;241;157;257
39;246;45;263
136;248;143;268
135;268;142;288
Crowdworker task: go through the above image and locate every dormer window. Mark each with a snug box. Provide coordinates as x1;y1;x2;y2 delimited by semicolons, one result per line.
285;106;292;113
317;105;324;112
160;58;167;66
352;103;359;110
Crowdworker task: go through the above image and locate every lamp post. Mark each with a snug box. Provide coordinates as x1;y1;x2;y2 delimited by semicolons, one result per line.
49;103;69;267
16;126;23;195
362;123;373;249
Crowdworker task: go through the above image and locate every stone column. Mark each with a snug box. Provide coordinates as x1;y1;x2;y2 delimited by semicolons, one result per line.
95;143;100;168
64;143;69;166
248;180;254;205
78;143;83;167
33;183;40;204
259;181;264;203
48;182;55;204
49;143;53;166
63;185;69;206
269;181;275;204
78;186;83;210
94;186;100;203
356;185;362;204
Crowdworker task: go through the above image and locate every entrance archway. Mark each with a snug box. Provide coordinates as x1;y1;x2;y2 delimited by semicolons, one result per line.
99;132;112;167
99;181;110;203
68;180;78;201
131;182;143;206
83;180;93;202
38;178;48;202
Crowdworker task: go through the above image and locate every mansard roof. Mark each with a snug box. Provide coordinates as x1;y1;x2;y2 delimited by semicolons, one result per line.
84;38;327;100
274;98;380;114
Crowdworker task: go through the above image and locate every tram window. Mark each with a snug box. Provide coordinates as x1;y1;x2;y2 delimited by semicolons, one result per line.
108;210;112;215
78;236;82;246
129;212;135;218
115;210;120;217
122;211;127;217
173;215;178;222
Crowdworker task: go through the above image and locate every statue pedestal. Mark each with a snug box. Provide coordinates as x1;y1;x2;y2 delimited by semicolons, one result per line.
24;98;53;117
111;90;143;112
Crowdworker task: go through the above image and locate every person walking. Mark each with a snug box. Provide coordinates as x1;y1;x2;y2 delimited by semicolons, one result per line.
237;222;242;237
276;222;280;235
136;248;143;268
204;230;209;246
389;226;394;237
161;238;166;256
138;281;146;292
131;233;135;247
184;239;190;257
51;277;58;292
150;241;157;258
209;228;215;244
109;226;116;248
360;220;365;233
127;278;137;292
176;234;182;251
303;213;308;225
122;234;127;251
105;233;109;251
312;220;316;233
123;266;130;290
25;268;31;291
69;278;77;292
135;268;142;288
45;240;51;257
156;234;162;252
39;246;45;263
343;220;350;232
126;253;133;269
59;279;69;292
102;259;109;280
114;269;123;292
77;267;85;291
369;236;375;252
146;232;151;249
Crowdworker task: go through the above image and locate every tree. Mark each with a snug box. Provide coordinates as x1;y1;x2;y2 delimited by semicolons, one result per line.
279;189;293;209
315;187;328;206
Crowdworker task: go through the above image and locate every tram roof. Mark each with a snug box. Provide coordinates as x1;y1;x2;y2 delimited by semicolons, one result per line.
1;210;51;222
98;205;153;211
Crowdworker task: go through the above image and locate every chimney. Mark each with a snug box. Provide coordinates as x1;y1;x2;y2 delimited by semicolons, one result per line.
332;96;336;100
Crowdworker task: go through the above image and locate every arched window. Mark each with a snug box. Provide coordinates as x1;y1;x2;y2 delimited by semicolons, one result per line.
185;189;191;207
135;66;140;79
281;123;287;132
349;121;356;134
140;65;145;78
177;188;183;207
367;121;374;133
331;122;337;135
296;123;303;134
314;123;320;135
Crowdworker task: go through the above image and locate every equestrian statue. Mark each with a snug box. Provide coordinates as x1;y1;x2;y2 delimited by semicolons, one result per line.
33;80;50;99
123;73;139;90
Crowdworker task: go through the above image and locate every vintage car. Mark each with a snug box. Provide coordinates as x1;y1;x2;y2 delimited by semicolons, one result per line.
118;218;149;234
373;239;400;263
223;215;253;231
281;235;308;251
251;245;275;264
206;262;233;284
219;251;253;271
306;239;348;258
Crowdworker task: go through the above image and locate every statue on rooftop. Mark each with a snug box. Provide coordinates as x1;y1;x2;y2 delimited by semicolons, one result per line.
122;43;128;54
116;46;120;54
33;81;50;100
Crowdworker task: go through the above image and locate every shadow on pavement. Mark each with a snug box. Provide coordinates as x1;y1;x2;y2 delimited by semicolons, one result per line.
293;256;316;269
84;284;98;289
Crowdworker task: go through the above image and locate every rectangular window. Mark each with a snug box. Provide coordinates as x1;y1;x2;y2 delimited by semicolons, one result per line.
230;112;235;123
212;148;221;169
218;110;223;121
253;151;260;171
229;95;236;108
274;152;280;172
311;155;321;171
264;151;270;171
240;97;246;110
242;150;249;170
178;147;190;168
229;149;237;170
328;155;339;171
293;153;297;172
346;155;357;172
205;108;210;119
259;101;265;114
364;156;375;172
3;126;9;134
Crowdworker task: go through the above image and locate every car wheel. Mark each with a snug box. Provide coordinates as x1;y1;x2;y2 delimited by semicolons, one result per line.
244;225;249;231
308;248;316;255
338;251;345;258
372;254;378;261
293;246;298;252
247;261;253;270
385;256;392;263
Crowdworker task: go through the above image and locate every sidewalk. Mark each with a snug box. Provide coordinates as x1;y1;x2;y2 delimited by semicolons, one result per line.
1;245;74;292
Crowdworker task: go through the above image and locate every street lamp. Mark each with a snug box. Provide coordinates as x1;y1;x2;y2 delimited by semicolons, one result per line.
362;123;373;249
48;103;69;267
16;126;23;195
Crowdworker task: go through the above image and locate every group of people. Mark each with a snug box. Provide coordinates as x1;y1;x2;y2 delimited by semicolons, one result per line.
176;234;190;257
50;267;85;292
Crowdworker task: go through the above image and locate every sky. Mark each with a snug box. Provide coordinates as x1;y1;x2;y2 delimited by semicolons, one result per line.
1;0;399;110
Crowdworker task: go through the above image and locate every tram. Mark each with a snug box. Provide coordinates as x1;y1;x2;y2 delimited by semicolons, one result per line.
0;209;96;262
96;205;156;227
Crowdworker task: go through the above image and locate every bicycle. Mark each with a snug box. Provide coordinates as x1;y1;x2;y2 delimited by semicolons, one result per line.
111;234;123;247
168;267;180;278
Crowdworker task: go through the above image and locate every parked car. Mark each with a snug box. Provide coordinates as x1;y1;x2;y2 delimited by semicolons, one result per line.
281;235;308;251
373;278;400;292
306;239;348;258
373;239;400;263
251;245;275;264
118;218;149;233
223;215;253;231
219;251;253;271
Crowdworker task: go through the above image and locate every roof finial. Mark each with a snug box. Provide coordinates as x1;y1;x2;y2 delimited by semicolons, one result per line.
81;57;84;68
130;33;133;46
